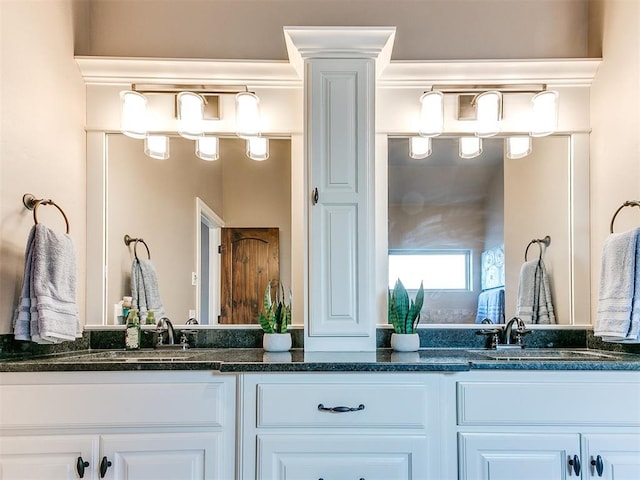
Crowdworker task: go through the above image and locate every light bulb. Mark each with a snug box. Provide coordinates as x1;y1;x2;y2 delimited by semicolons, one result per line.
120;91;147;139
196;135;219;161
419;91;444;137
530;91;559;137
144;134;170;160
475;91;501;137
409;136;432;159
177;92;205;139
459;137;482;159
247;137;269;161
506;136;532;159
236;92;261;139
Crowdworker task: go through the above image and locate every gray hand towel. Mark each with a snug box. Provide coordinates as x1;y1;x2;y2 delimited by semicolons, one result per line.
131;258;165;324
12;226;36;341
30;224;81;343
595;227;640;342
516;259;556;324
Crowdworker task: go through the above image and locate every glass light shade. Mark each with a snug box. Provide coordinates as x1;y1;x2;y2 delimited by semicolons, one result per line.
530;90;559;137
236;92;261;139
409;136;432;159
247;136;269;161
196;135;219;161
475;91;502;137
144;134;170;160
506;136;532;159
120;91;148;139
459;137;482;159
419;91;444;137
177;92;205;139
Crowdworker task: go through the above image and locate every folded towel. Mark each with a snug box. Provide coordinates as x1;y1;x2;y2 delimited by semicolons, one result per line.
476;288;505;324
516;259;556;324
595;228;640;342
13;224;81;343
131;258;165;324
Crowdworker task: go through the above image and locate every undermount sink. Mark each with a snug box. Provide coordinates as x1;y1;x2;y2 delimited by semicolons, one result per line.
49;349;207;363
469;348;621;361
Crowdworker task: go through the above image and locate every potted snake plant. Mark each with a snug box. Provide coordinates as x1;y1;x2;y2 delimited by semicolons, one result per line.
259;282;292;352
388;278;424;352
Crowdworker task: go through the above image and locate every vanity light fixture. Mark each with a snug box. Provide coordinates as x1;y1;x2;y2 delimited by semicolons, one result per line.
120;91;148;139
409;136;432;159
506;136;532;159
120;84;265;161
144;134;170;160
530;90;559;137
196;135;219;161
459;136;482;159
474;91;502;137
177;92;205;140
247;136;269;161
419;91;444;137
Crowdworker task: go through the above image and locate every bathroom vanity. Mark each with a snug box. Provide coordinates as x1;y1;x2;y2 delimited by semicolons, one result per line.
1;349;639;480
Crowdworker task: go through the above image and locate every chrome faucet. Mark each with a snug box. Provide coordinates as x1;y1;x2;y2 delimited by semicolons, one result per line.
502;317;531;345
156;317;175;345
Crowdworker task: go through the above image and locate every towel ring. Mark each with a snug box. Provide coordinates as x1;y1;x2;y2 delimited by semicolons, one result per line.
610;200;640;234
124;234;151;260
22;193;70;234
524;235;551;261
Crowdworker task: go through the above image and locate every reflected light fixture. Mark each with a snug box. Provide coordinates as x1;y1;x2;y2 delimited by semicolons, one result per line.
247;136;269;161
475;91;502;137
120;91;148;139
506;136;532;159
196;135;219;161
419;91;444;137
459;137;482;159
177;92;205;139
144;134;170;160
409;136;432;159
530;90;559;137
236;92;262;139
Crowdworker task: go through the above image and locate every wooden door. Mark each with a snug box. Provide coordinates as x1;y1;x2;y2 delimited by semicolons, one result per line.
219;227;279;324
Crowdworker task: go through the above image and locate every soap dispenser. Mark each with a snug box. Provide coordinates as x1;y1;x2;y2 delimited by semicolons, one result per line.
125;308;141;350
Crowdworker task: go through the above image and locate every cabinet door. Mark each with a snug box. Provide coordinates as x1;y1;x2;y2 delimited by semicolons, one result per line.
459;433;580;480
0;435;98;480
306;58;376;351
583;434;640;479
100;432;224;480
257;434;427;480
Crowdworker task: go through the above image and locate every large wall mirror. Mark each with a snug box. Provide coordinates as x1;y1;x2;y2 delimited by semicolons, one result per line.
387;134;586;325
91;134;292;326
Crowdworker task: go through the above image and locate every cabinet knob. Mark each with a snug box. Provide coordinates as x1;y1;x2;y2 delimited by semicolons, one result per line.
100;456;112;478
568;454;581;476
591;455;604;476
312;187;319;205
76;456;90;478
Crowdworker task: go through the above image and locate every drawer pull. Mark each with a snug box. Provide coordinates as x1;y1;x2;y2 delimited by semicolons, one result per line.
76;457;89;478
317;403;365;413
591;455;604;476
100;456;112;478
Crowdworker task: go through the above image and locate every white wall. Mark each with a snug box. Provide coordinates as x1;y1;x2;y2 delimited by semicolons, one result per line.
0;0;86;334
589;0;640;319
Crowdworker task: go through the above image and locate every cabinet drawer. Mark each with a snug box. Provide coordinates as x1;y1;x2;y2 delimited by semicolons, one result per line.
457;380;640;426
257;382;428;428
0;373;234;430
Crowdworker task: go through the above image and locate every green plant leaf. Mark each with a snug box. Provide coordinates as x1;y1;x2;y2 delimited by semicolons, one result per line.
408;281;424;333
259;312;273;333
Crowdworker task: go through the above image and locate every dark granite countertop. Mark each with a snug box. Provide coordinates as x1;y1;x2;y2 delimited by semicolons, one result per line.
1;347;640;373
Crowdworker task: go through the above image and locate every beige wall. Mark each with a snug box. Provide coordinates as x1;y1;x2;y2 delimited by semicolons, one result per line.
83;0;588;61
504;136;571;323
0;0;86;334
589;0;640;320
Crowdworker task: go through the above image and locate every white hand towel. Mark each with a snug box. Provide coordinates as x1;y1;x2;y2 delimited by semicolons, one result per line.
131;258;165;324
595;227;640;342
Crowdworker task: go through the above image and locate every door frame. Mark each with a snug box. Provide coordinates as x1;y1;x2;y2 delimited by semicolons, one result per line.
195;197;224;325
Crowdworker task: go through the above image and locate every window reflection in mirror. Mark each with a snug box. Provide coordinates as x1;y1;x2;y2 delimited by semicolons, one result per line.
106;134;291;326
388;136;570;325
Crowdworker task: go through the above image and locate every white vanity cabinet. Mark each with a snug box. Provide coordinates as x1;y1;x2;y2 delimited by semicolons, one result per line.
453;371;640;480
0;371;236;480
239;372;443;480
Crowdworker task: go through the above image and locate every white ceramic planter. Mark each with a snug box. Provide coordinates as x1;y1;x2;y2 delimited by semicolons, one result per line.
263;332;292;352
390;332;420;352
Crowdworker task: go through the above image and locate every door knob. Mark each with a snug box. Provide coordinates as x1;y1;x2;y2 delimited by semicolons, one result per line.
76;457;90;478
